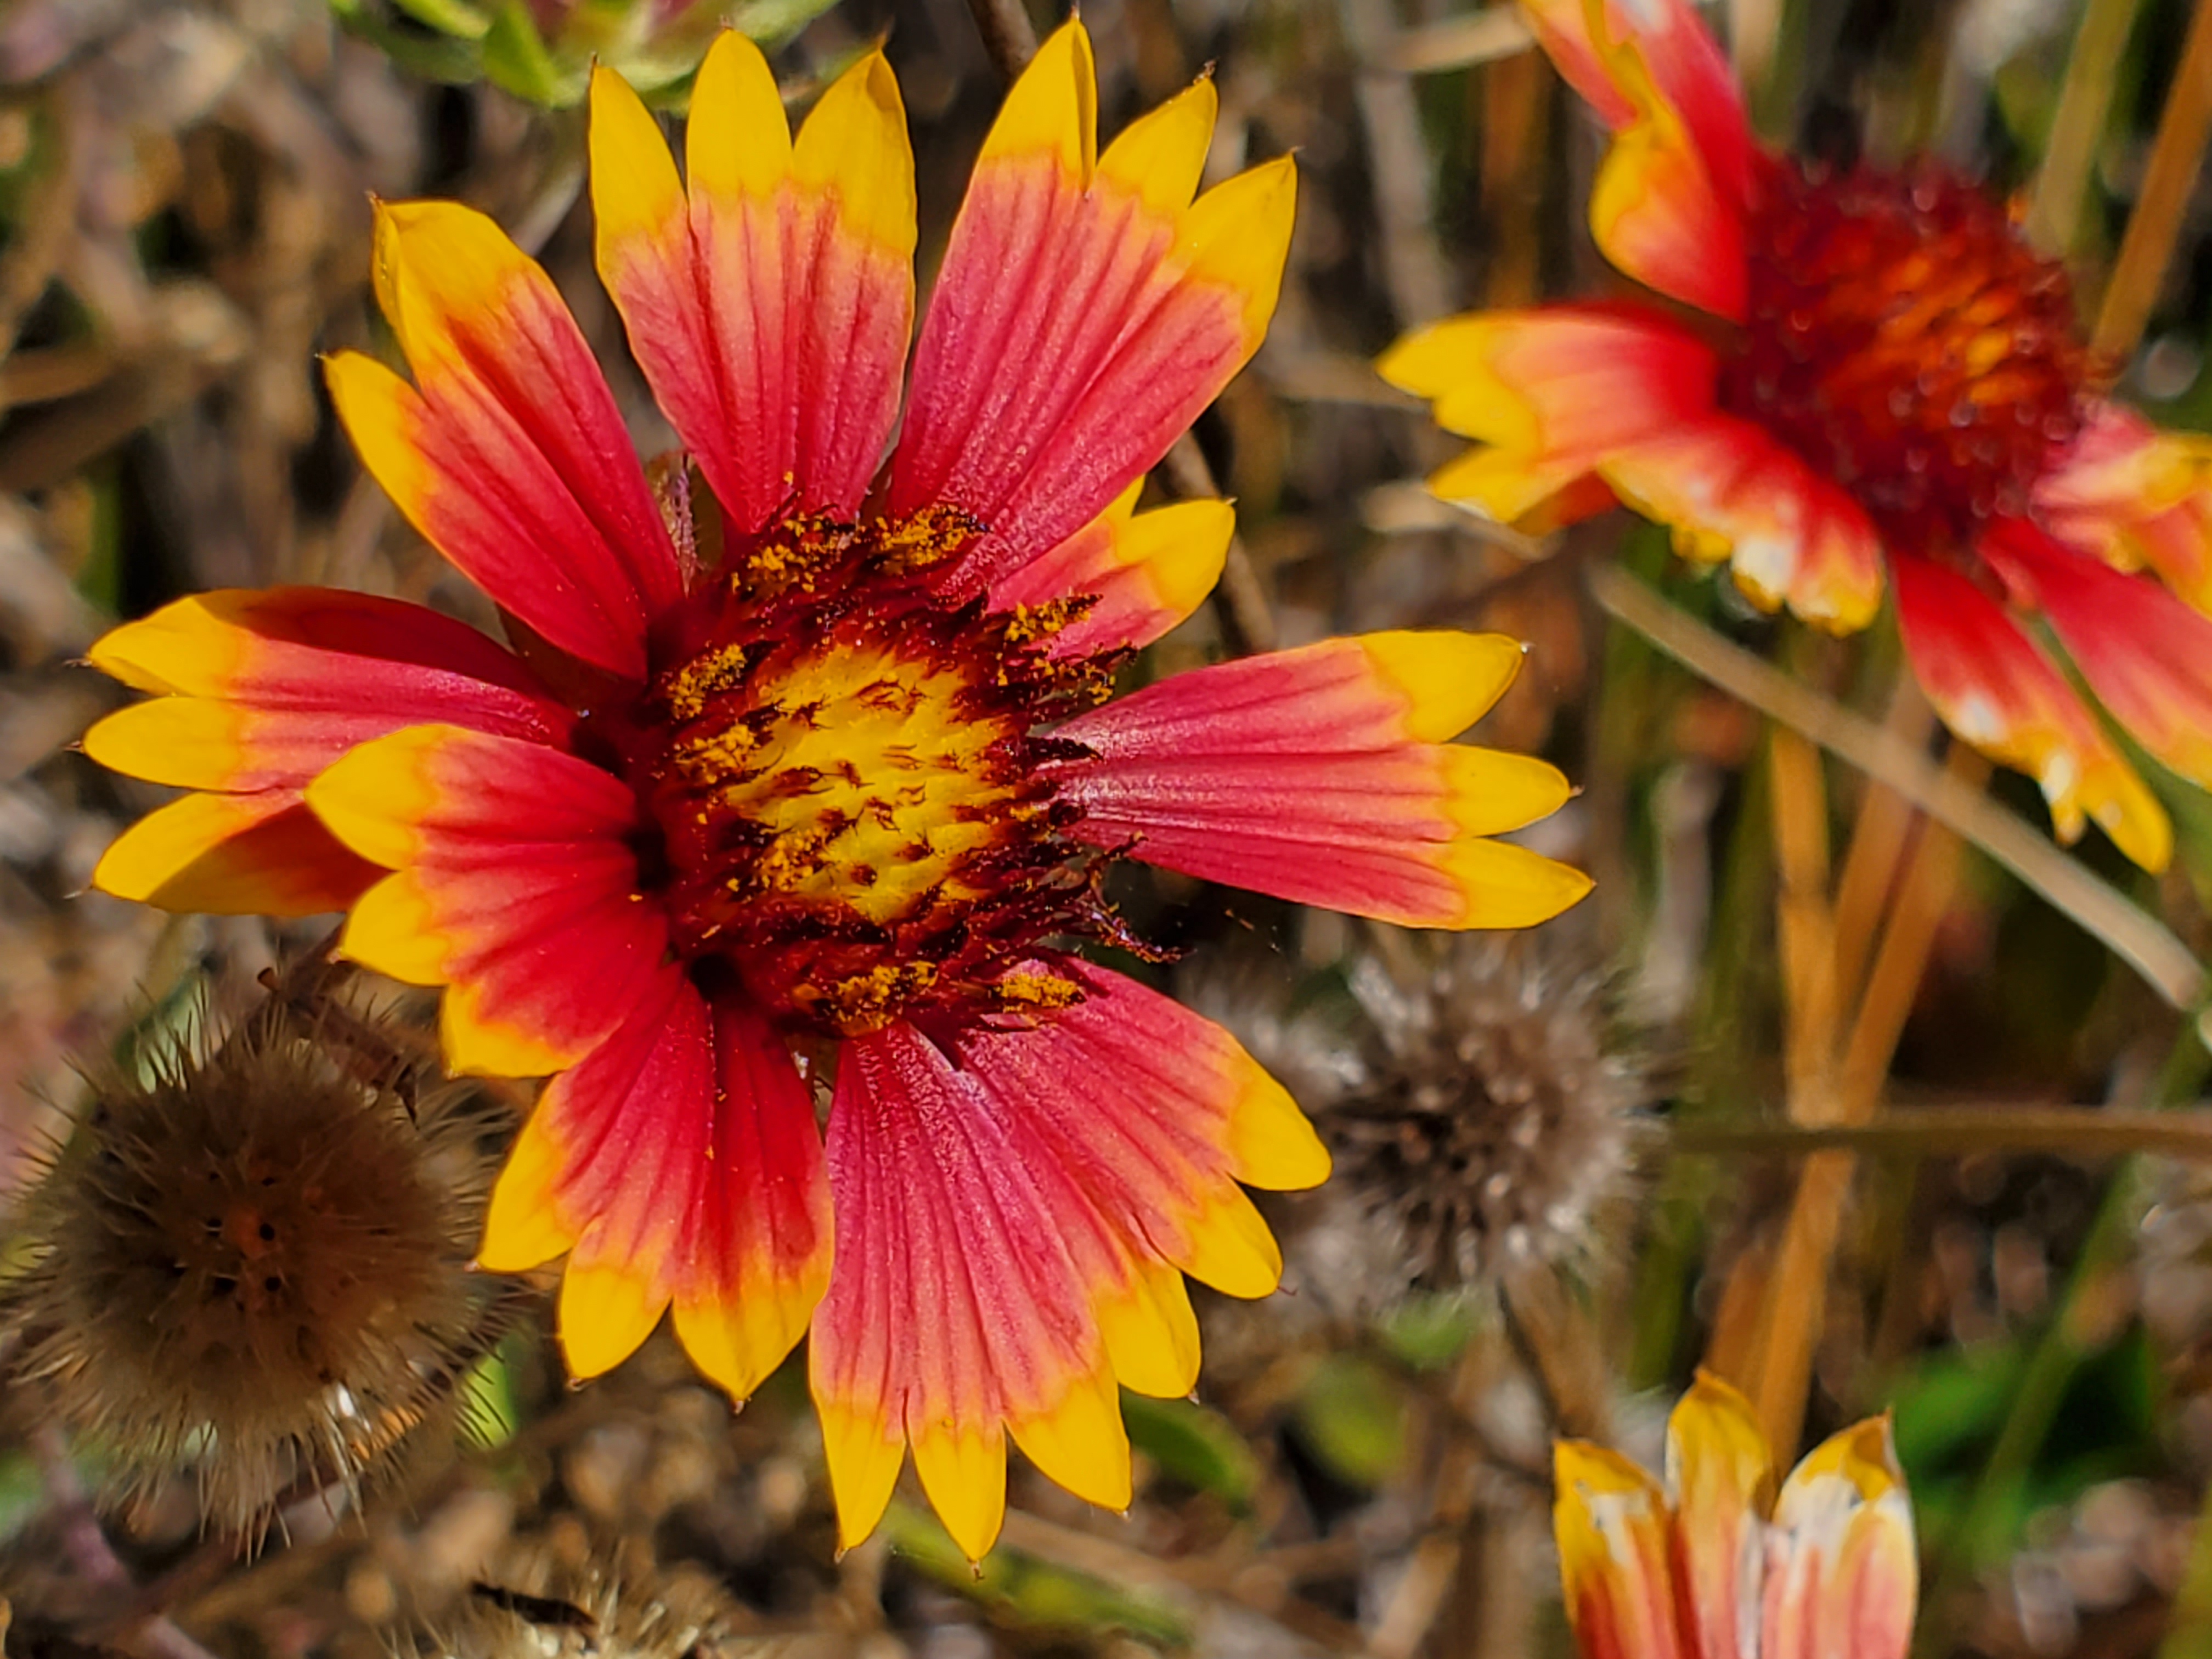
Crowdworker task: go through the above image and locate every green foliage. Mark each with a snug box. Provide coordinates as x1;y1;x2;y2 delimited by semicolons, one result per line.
329;0;841;109
1122;1392;1261;1514
884;1502;1193;1647
1293;1353;1409;1490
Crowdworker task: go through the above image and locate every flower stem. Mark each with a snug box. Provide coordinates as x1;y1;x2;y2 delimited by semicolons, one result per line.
2091;0;2212;361
1673;1103;2212;1160
1589;563;2207;1018
2023;0;2150;254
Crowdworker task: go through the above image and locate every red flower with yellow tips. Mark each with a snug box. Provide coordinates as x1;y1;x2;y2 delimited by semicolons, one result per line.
80;25;1592;1559
1381;0;2212;874
1555;1374;1916;1659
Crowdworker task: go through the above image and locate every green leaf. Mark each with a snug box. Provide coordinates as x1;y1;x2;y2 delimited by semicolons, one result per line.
481;0;587;106
884;1502;1191;1645
1376;1291;1480;1372
383;0;493;40
328;0;490;83
1293;1353;1408;1489
1122;1392;1260;1512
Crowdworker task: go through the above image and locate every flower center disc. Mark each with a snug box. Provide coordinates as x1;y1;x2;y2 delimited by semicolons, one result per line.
606;507;1120;1035
1720;161;2091;550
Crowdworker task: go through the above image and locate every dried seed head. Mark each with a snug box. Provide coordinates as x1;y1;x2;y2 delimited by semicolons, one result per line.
1193;935;1647;1310
1;970;505;1535
436;1555;742;1659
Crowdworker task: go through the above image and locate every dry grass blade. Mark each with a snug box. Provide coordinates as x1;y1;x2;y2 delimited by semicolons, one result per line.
1675;1105;2212;1160
2023;0;2149;252
1379;8;1534;75
2090;0;2212;358
1589;563;2207;1020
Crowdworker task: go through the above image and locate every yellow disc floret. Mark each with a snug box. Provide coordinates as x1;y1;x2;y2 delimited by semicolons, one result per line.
605;504;1126;1035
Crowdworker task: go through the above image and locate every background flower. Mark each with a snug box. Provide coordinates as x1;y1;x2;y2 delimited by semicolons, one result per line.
1381;0;2212;873
1555;1374;1916;1659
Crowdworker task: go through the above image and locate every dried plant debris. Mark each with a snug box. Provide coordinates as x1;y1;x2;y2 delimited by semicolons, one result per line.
0;964;511;1537
1194;935;1649;1311
432;1556;744;1659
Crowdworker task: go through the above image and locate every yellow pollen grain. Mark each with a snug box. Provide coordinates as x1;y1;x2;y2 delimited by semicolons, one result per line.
994;970;1080;1012
661;642;752;722
872;503;981;575
795;962;942;1032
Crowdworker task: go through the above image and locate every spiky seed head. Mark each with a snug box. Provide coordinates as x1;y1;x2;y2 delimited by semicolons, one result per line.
0;973;505;1536
435;1554;742;1659
1194;936;1646;1308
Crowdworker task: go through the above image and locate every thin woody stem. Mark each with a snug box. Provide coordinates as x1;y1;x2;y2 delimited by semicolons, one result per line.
1674;1104;2212;1161
1590;563;2207;1015
964;0;1039;76
2091;0;2212;360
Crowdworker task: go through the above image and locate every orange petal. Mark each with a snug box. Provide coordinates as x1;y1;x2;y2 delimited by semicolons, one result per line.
1519;0;1754;208
894;21;1291;600
2036;400;2212;612
1762;1417;1916;1659
1664;1373;1775;1659
1599;415;1886;633
336;199;681;678
1579;12;1747;320
1981;516;2212;808
670;996;833;1402
989;479;1236;656
91;789;381;917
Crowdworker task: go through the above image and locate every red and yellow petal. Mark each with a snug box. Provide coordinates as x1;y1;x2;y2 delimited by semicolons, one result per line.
893;25;1292;595
1762;1417;1916;1659
2037;402;2212;613
1519;0;1754;210
1891;554;2169;872
1599;416;1886;633
546;968;714;1376
1051;634;1592;929
590;38;915;538
1553;1438;1688;1659
950;956;1325;1397
82;588;572;796
481;967;829;1389
1979;519;2212;804
1378;305;1719;529
331;201;682;680
304;724;665;1077
986;479;1235;656
671;996;834;1401
955;955;1318;1336
91;789;381;917
1664;1373;1774;1659
810;1020;1129;1562
1587;53;1746;320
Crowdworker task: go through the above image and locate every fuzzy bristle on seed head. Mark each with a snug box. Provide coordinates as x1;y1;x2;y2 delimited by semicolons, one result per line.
433;1552;741;1659
0;973;504;1536
1331;939;1644;1290
1194;937;1645;1306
